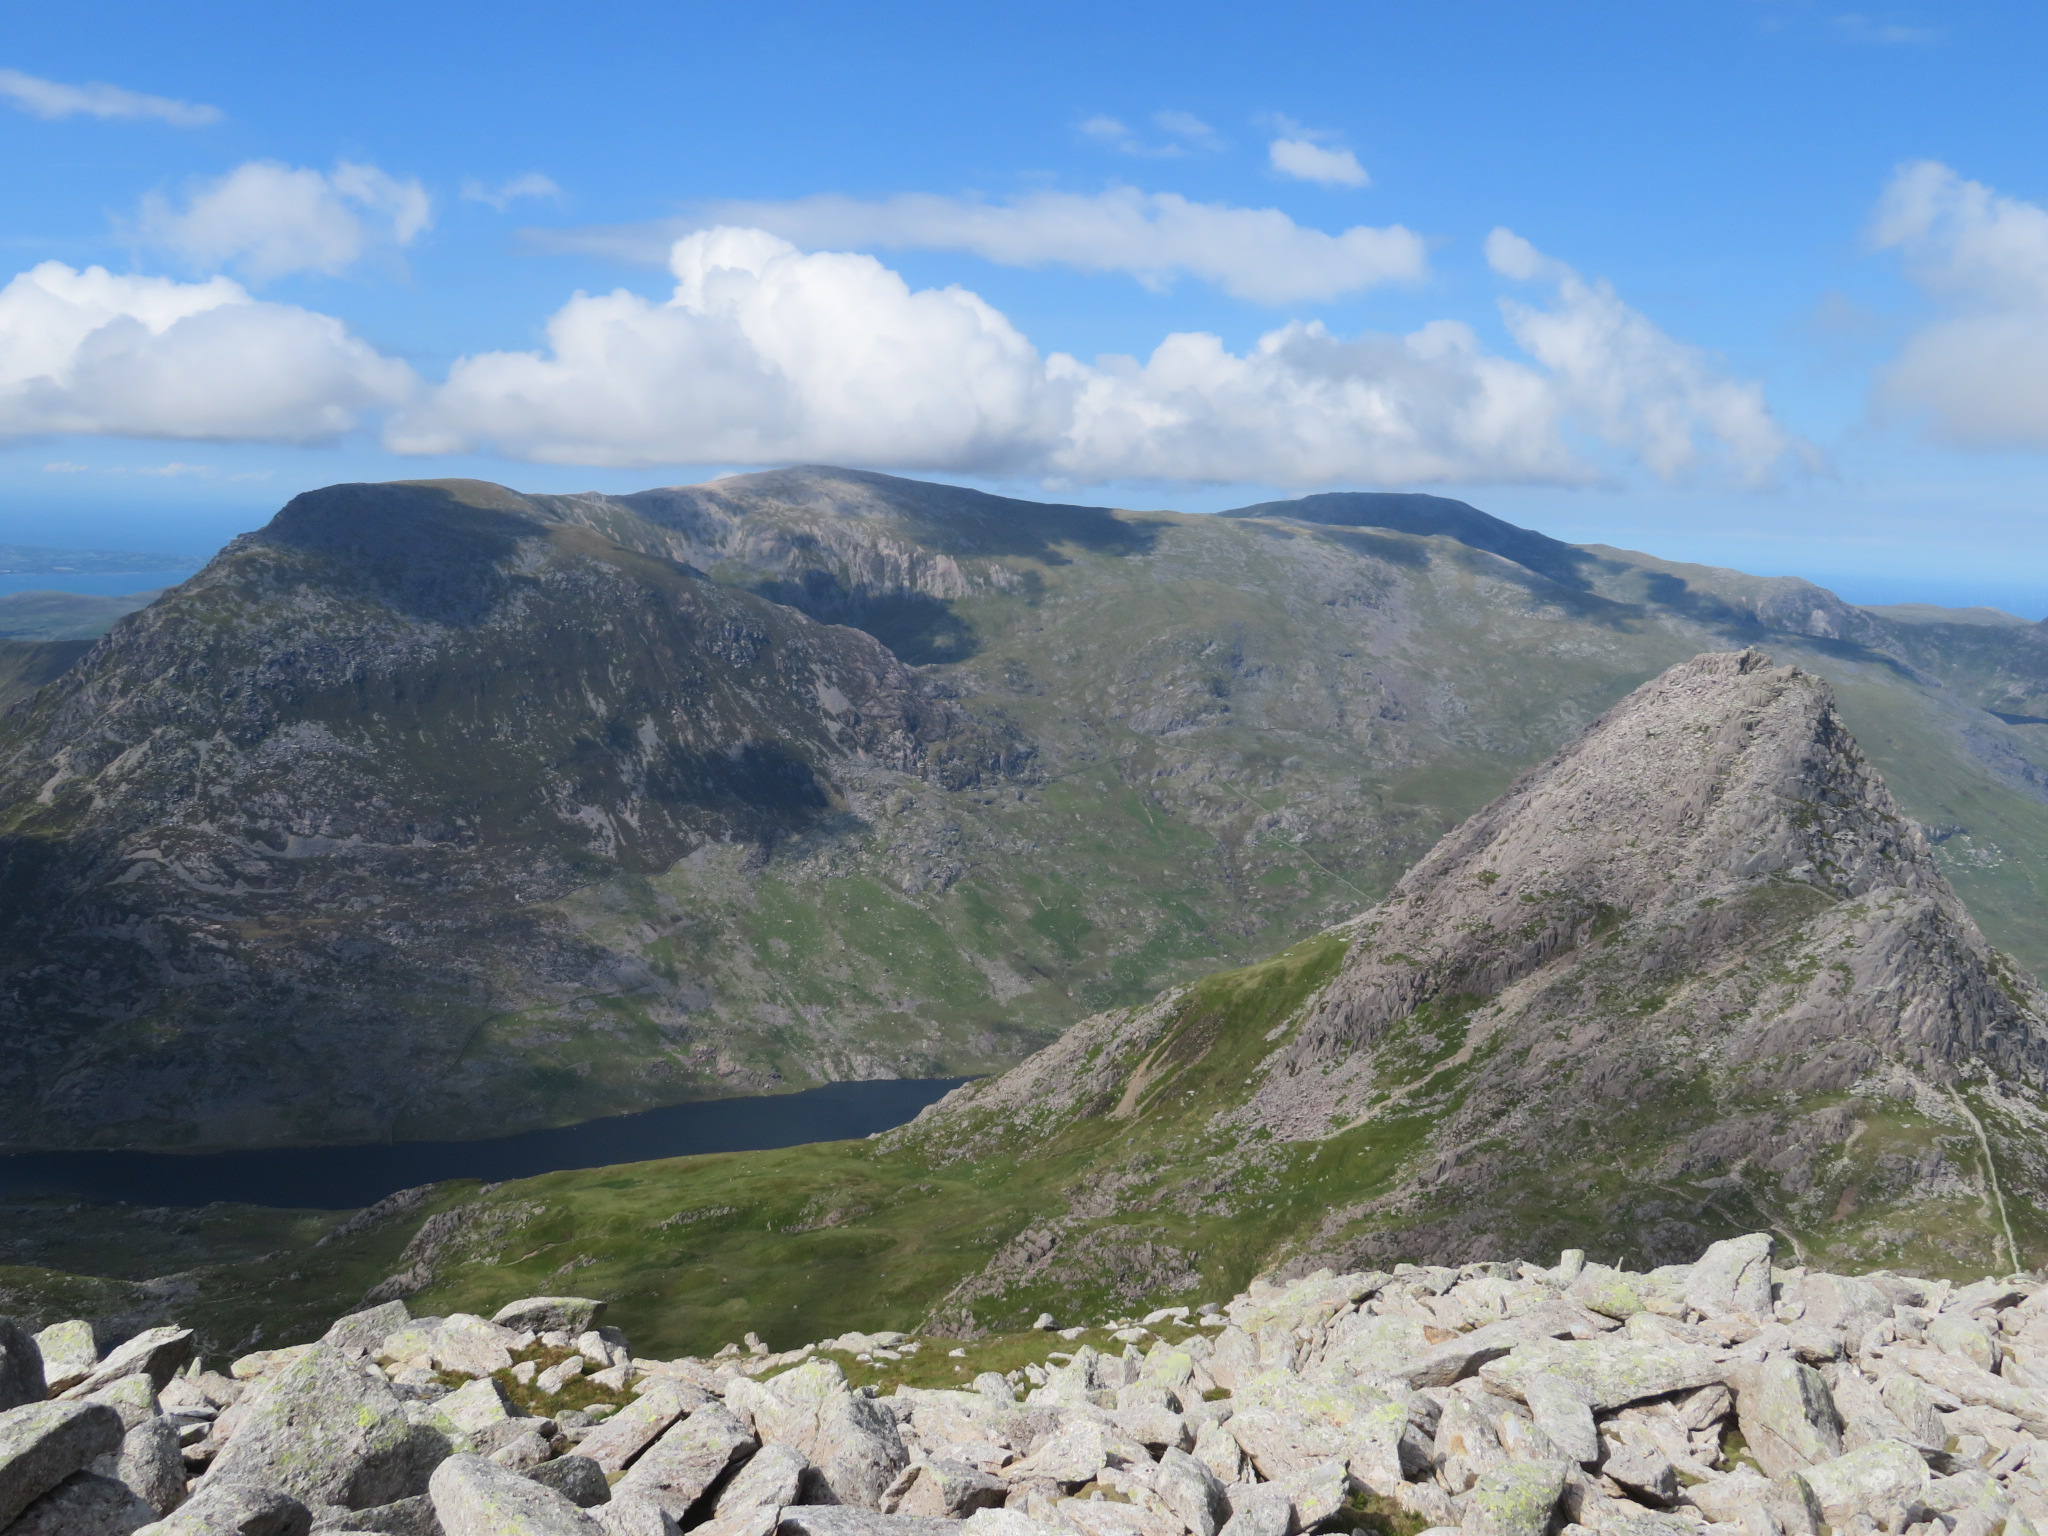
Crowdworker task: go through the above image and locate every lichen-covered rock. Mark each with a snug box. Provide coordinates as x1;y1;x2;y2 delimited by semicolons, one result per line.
572;1381;693;1473
7;1468;157;1535
66;1329;194;1398
614;1401;758;1521
0;1400;126;1528
1480;1337;1723;1411
1730;1358;1843;1477
105;1416;187;1515
745;1361;908;1508
429;1452;604;1535
32;1320;98;1396
1522;1375;1597;1465
491;1299;606;1336
525;1454;610;1509
134;1480;312;1536
88;1373;163;1430
1462;1458;1568;1536
203;1344;437;1510
321;1303;412;1361
1795;1440;1929;1524
716;1443;809;1514
1684;1234;1774;1321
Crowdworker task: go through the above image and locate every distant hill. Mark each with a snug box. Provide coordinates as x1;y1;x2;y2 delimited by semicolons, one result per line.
4;469;2048;1154
0;587;164;642
0;542;195;574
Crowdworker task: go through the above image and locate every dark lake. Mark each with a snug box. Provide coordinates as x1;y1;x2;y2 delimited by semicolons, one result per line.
0;1077;968;1210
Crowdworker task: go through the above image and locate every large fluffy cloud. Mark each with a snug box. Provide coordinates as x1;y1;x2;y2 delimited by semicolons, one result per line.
544;189;1428;305
138;161;433;281
391;229;1064;470
0;262;413;440
392;225;1788;487
1870;161;2048;449
1487;230;1801;485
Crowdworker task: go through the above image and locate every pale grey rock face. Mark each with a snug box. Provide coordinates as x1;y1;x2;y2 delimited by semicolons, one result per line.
492;1300;608;1336
1685;1235;1774;1321
1214;1486;1289;1536
1461;1459;1568;1536
1730;1358;1844;1478
7;1468;157;1535
106;1415;187;1514
779;1511;965;1536
1146;1447;1227;1536
0;1399;126;1528
615;1402;757;1520
1796;1440;1929;1524
747;1361;908;1509
431;1377;514;1438
323;1303;413;1361
67;1329;195;1398
135;1479;313;1536
1522;1375;1598;1466
32;1320;98;1395
881;1458;1007;1520
714;1442;808;1514
574;1382;692;1473
526;1455;610;1509
429;1453;604;1535
205;1344;436;1510
0;1317;45;1412
89;1373;164;1430
312;1492;441;1533
1480;1337;1723;1412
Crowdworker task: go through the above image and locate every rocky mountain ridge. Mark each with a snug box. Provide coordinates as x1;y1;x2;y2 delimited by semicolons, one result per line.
7;649;2044;1375
8;468;2048;1150
2;1234;2043;1536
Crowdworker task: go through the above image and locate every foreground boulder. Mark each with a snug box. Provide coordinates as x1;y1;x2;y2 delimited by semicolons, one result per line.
201;1345;432;1510
0;1400;124;1528
429;1453;602;1535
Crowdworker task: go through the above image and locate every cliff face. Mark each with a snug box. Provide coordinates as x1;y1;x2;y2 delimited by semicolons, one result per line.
0;480;1019;1150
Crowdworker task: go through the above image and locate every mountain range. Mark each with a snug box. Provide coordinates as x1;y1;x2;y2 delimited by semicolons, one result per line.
8;645;2044;1361
4;469;2048;1153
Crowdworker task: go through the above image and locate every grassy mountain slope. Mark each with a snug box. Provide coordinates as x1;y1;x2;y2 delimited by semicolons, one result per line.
10;650;2044;1362
5;470;2048;1151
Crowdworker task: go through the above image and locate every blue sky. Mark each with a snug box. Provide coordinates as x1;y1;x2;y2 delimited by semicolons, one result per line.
4;0;2048;610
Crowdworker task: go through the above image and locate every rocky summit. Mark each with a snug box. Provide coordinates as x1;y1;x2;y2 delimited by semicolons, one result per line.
3;1236;2046;1536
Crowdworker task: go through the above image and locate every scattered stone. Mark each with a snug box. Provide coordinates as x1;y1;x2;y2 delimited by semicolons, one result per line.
428;1452;603;1534
615;1401;758;1520
716;1443;809;1513
205;1344;435;1509
135;1479;313;1535
32;1321;98;1396
322;1303;413;1361
0;1400;126;1528
66;1329;195;1398
1462;1458;1568;1536
1730;1358;1844;1477
526;1454;611;1508
575;1383;695;1473
89;1373;164;1430
107;1415;188;1514
8;1468;157;1535
491;1299;608;1336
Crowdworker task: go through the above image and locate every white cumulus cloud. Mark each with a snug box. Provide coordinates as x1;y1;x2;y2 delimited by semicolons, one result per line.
0;67;220;126
1486;229;1804;485
1869;160;2048;450
0;261;413;440
1269;138;1369;188
563;189;1428;305
390;227;1680;486
138;161;433;281
389;228;1064;470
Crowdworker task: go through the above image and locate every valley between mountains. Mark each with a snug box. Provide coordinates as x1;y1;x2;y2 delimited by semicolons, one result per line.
4;470;2048;1153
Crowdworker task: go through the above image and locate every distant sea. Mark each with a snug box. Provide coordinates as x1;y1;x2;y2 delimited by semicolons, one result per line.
0;570;197;600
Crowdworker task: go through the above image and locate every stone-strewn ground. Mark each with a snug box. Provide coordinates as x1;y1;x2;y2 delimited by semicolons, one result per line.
2;1233;2039;1536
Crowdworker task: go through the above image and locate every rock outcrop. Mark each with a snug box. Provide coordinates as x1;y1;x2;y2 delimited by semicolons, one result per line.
9;1239;2048;1536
